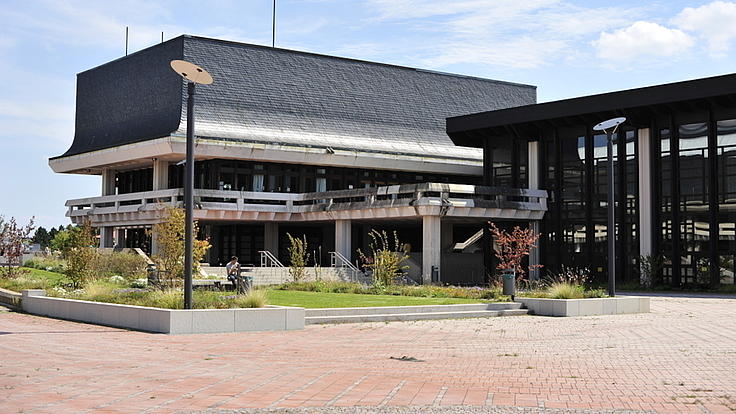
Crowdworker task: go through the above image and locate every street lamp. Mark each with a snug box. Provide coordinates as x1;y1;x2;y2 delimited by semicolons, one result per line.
170;60;213;309
593;116;626;297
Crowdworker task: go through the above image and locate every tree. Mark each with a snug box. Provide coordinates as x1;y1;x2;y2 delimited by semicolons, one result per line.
488;222;541;280
32;227;51;249
51;227;79;256
150;206;211;287
64;221;98;288
286;233;309;282
48;227;58;243
357;229;409;287
0;216;36;278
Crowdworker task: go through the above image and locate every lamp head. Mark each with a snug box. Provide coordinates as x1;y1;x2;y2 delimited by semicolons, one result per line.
593;117;626;133
170;60;213;85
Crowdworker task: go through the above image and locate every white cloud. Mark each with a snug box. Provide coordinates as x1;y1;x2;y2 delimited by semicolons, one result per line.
592;21;694;61
0;0;185;53
365;0;646;69
672;1;736;56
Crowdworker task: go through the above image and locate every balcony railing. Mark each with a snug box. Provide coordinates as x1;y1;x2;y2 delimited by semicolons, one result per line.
66;183;547;220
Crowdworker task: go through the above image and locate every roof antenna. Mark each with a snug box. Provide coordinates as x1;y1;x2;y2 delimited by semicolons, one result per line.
125;26;129;56
161;31;164;43
272;0;276;47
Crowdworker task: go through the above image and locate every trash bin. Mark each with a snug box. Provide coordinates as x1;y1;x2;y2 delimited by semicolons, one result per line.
242;276;253;292
502;269;516;300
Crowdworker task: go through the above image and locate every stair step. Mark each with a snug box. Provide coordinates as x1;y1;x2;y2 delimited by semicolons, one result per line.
305;302;522;317
305;309;529;324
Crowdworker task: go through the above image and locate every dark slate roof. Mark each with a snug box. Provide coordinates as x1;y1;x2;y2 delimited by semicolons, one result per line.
55;35;536;161
447;72;736;147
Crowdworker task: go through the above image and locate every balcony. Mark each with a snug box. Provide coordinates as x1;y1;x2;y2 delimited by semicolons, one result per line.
66;183;547;226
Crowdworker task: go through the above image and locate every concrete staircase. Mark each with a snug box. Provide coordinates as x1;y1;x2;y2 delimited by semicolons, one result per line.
305;302;528;324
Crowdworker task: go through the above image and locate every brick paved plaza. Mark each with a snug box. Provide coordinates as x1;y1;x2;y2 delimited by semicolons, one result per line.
1;295;734;414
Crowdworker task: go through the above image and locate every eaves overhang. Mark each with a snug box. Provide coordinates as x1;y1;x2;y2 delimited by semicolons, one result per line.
447;72;736;147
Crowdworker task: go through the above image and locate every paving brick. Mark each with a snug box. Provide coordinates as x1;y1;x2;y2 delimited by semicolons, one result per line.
0;295;735;414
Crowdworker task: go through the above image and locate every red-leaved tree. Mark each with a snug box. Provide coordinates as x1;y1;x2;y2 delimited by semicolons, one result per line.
488;221;541;279
0;216;36;278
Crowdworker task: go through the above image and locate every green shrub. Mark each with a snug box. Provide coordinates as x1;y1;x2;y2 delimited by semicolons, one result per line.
23;256;66;273
93;251;147;281
275;280;504;301
286;233;309;282
547;282;585;299
358;230;410;287
231;289;268;308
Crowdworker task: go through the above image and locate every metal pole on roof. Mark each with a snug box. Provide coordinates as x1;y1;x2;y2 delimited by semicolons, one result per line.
272;0;276;47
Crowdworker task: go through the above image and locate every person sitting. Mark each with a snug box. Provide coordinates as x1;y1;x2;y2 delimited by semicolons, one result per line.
226;256;240;286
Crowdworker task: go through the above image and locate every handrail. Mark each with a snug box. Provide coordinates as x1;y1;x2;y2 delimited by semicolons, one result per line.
258;250;284;268
66;182;549;217
329;251;360;273
329;251;363;283
453;229;484;251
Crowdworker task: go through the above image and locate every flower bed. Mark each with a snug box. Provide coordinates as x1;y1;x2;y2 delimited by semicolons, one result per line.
21;289;303;334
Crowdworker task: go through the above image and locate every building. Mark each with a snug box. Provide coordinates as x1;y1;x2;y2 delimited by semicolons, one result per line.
448;74;736;288
50;35;547;285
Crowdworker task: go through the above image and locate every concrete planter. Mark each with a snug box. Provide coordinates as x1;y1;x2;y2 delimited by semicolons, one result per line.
21;290;304;334
518;296;649;317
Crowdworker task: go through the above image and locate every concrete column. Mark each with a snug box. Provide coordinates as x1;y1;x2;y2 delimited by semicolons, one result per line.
422;215;441;284
152;159;169;190
116;228;127;248
528;140;542;281
150;231;159;256
528;140;540;190
638;128;653;260
441;221;454;251
335;220;352;260
264;222;279;255
101;168;116;196
529;221;541;281
99;227;114;248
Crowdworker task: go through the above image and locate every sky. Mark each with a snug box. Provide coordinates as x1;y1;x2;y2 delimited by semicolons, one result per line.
2;0;736;229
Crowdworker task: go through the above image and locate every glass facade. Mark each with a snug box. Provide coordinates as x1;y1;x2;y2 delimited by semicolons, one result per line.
537;127;639;284
166;160;480;193
651;114;736;287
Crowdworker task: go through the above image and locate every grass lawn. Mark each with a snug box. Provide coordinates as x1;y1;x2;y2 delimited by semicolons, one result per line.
0;267;70;292
264;289;486;308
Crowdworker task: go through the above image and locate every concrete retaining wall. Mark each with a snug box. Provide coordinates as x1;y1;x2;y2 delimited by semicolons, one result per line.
21;290;304;334
519;296;650;317
0;287;22;309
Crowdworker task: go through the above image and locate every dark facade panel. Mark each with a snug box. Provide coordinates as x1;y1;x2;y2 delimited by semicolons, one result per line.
57;38;185;158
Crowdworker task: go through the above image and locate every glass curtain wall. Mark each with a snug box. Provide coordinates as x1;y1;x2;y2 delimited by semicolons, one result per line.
655;113;736;287
717;120;736;285
621;130;639;282
678;122;710;285
659;128;676;285
540;127;638;283
559;134;588;268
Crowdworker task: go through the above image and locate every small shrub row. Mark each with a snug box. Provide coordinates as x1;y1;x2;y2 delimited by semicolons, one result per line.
24;251;148;287
23;256;66;274
50;281;267;309
276;280;505;300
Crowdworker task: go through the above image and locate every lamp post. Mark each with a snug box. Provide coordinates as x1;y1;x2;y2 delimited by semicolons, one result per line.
593;117;626;297
170;60;213;309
